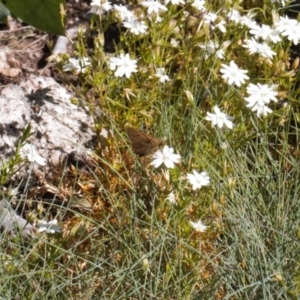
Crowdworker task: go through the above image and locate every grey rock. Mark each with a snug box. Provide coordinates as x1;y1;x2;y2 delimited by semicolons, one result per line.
0;75;95;167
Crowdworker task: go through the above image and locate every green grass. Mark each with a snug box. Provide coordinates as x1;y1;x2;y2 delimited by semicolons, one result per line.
1;0;300;299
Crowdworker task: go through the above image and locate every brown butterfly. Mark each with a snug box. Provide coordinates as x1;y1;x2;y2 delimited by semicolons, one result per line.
127;127;165;157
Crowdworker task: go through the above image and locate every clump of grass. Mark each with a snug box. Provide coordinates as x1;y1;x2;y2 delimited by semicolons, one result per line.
0;124;32;186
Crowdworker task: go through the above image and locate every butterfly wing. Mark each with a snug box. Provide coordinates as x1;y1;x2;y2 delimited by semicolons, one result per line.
127;128;157;157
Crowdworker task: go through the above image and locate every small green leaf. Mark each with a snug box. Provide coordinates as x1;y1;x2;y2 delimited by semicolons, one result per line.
0;2;10;24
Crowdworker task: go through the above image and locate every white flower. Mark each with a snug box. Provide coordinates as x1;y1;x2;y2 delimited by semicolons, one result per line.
280;22;300;45
190;220;207;232
109;53;137;78
203;14;226;33
227;9;241;23
155;68;170;83
249;24;271;40
164;0;185;5
203;12;226;32
166;191;177;205
216;49;225;59
199;41;225;59
275;16;300;45
216;20;226;33
275;16;298;32
205;106;234;129
243;38;261;55
245;83;278;104
141;0;168;15
170;38;180;47
63;57;91;73
267;28;282;43
257;43;276;59
243;39;276;59
245;83;278;117
203;12;226;33
239;14;257;28
114;4;135;21
203;12;217;24
151;145;181;168
186;170;210;190
91;0;112;12
123;19;148;35
220;60;249;87
37;219;61;233
22;144;46;166
198;40;216;55
246;101;273;117
191;0;205;11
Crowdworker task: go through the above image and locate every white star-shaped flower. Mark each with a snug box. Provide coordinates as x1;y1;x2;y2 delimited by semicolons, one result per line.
280;22;300;45
267;28;281;43
256;43;276;59
151;145;181;168
166;191;177;205
170;38;180;47
186;170;210;190
220;60;249;87
63;57;91;73
275;16;297;33
245;83;278;104
191;0;205;11
114;4;135;21
37;219;61;233
205;106;234;129
274;16;300;45
155;68;170;83
227;9;241;23
123;19;148;35
22;144;46;166
239;14;257;28
109;53;138;78
164;0;185;5
243;39;276;59
91;0;112;12
203;12;217;23
190;220;207;232
246;101;273;117
216;20;226;33
249;24;271;40
243;38;260;55
141;0;168;15
244;83;278;117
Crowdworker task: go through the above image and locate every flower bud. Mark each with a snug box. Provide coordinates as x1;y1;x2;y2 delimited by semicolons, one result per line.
292;57;299;70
